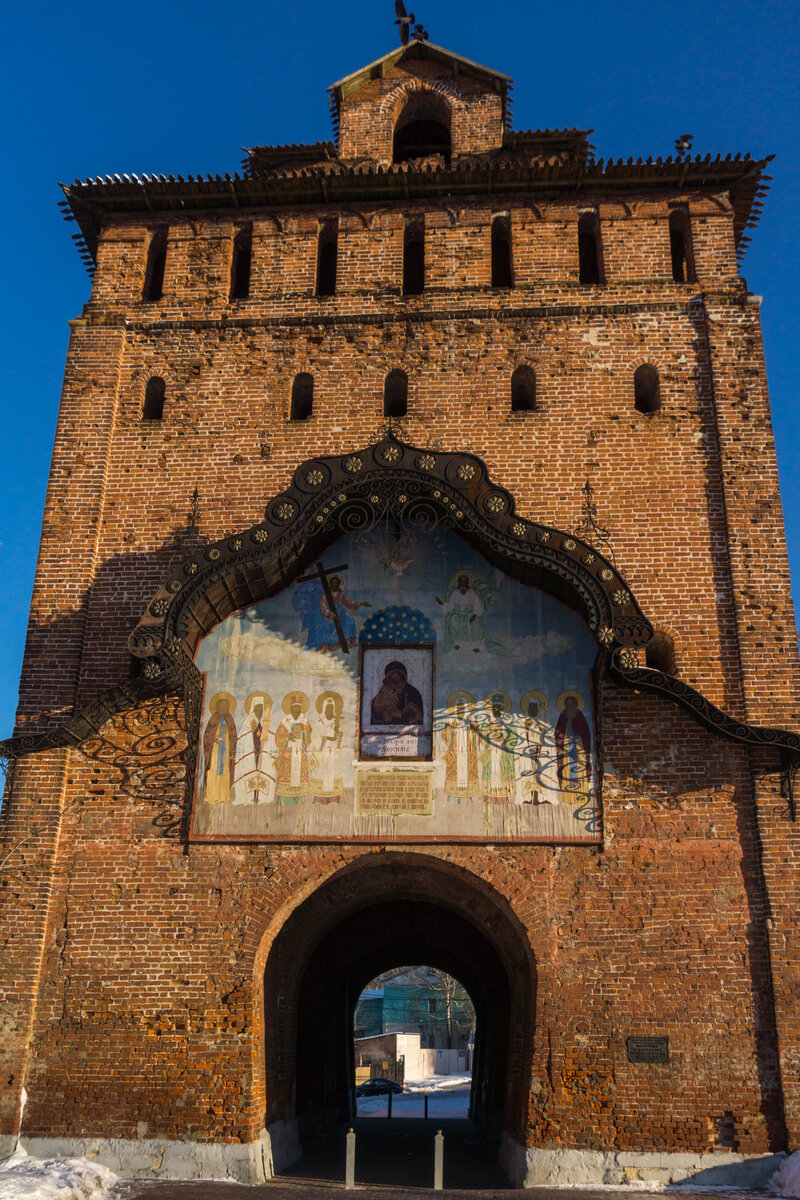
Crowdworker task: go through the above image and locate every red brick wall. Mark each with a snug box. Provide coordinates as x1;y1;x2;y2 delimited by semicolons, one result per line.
2;53;798;1162
1;693;792;1155
337;60;504;163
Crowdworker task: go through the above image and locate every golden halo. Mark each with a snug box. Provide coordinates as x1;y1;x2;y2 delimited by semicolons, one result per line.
556;690;585;712
208;691;236;714
447;690;476;712
520;690;549;716
484;689;512;713
282;690;310;715
316;690;344;716
244;692;272;715
447;569;473;591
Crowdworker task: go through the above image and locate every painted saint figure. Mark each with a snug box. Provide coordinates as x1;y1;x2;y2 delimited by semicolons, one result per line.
479;691;518;803
275;691;313;804
435;571;506;656
441;691;480;802
516;691;559;806
554;692;592;801
310;691;344;803
370;660;424;725
200;693;237;805
233;692;275;805
292;573;372;652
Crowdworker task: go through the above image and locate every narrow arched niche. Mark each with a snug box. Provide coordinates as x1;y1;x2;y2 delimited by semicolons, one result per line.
384;369;408;418
634;364;661;415
393;91;452;165
511;365;536;412
230;226;252;300
403;223;425;295
291;373;314;421
142;231;167;302
316;221;338;297
669;208;695;283
578;213;603;285
491;216;513;288
142;376;165;420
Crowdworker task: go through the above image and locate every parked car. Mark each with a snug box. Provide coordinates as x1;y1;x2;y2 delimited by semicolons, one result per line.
356;1077;404;1097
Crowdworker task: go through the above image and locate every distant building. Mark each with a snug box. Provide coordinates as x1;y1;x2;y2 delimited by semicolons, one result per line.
355;969;474;1050
354;988;385;1038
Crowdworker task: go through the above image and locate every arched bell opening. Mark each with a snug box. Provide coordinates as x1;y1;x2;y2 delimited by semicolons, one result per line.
262;854;535;1179
393;91;452;165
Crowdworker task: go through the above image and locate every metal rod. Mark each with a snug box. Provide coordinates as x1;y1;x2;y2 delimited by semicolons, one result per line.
345;1128;356;1189
387;1091;393;1119
434;1129;444;1190
424;1093;429;1120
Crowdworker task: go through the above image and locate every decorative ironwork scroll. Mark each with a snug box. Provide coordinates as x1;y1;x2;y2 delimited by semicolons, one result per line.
79;695;188;838
567;478;625;578
610;653;800;755
610;653;800;819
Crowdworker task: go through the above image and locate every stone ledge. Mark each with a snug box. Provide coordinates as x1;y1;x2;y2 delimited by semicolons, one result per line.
19;1123;301;1183
499;1133;786;1189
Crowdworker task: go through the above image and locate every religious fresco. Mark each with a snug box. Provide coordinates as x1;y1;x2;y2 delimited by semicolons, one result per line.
191;528;600;843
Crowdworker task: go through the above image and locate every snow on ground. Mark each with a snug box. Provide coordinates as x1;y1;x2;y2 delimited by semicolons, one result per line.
772;1151;800;1198
404;1073;471;1093
0;1144;118;1200
357;1080;470;1119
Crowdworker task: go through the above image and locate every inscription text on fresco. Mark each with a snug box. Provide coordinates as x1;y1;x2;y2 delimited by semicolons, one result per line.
355;769;434;815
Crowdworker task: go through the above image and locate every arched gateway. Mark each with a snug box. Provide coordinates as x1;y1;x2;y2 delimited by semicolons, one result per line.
261;854;535;1168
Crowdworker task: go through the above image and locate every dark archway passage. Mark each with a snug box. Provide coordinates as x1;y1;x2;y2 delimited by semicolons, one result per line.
263;855;535;1180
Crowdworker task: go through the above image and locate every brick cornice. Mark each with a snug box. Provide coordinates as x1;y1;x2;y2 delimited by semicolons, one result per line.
81;289;751;335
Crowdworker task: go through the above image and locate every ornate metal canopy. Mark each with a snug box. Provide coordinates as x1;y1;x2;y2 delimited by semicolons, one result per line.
129;432;650;671
2;433;798;821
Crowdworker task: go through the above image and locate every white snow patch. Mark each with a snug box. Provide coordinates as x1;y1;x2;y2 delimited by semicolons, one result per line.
357;1082;470;1119
404;1073;472;1093
0;1144;118;1200
772;1151;800;1198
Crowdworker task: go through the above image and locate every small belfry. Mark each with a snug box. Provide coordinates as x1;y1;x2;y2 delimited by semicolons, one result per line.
2;19;799;1193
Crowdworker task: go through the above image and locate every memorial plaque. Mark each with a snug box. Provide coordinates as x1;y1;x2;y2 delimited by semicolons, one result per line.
626;1036;670;1064
355;768;434;816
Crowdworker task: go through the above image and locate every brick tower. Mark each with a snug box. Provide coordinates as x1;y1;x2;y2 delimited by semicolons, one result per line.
2;30;799;1188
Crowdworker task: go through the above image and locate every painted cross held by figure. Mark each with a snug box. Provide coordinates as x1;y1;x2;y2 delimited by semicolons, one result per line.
296;560;352;653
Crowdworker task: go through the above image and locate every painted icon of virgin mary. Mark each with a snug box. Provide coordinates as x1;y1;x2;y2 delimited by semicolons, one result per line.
369;660;424;726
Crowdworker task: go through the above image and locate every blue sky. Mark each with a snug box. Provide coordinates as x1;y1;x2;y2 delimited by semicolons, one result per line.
1;0;798;742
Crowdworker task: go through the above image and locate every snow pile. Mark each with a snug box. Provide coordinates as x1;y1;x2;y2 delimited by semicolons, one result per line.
772;1152;800;1198
0;1145;118;1200
404;1073;471;1093
357;1082;470;1119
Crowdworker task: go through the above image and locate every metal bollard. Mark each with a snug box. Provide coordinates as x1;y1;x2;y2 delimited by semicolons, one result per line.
387;1091;393;1119
424;1094;429;1120
345;1127;356;1190
434;1129;444;1190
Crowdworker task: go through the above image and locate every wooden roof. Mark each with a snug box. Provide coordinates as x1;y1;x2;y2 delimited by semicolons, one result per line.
60;151;773;274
